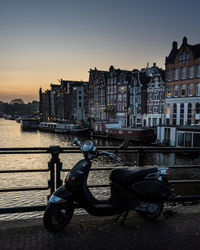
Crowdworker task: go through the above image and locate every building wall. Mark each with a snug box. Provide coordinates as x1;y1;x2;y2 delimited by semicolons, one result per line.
165;37;200;126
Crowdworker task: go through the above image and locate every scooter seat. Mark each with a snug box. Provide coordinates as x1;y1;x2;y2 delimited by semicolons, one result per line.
109;167;158;185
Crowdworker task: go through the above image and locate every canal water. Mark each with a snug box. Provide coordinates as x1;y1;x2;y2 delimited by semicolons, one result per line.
0;119;200;220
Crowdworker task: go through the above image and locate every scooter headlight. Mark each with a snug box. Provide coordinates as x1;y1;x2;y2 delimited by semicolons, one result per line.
48;194;66;204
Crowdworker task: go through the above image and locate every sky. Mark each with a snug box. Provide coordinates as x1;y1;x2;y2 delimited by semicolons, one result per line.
0;0;200;103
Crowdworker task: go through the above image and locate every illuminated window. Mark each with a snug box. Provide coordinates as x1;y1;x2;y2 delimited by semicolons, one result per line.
167;87;172;97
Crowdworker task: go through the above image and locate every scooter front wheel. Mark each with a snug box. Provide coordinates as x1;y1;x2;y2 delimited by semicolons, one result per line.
43;202;74;233
136;201;163;220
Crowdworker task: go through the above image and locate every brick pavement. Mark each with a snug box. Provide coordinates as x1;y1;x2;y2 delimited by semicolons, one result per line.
0;206;200;250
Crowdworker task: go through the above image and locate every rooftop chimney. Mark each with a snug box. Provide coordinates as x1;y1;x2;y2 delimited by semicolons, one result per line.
172;41;178;50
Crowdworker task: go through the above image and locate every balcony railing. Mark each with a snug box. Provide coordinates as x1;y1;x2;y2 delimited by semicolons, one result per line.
0;146;200;214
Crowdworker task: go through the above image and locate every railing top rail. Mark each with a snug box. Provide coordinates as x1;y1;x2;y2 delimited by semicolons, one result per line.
0;146;200;154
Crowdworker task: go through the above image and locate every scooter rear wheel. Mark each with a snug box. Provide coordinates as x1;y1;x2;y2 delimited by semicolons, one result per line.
43;202;74;233
136;201;163;220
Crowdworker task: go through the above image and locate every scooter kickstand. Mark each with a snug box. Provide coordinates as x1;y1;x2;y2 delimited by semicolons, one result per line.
114;210;129;225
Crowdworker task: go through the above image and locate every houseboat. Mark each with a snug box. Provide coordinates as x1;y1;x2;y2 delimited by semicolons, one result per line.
157;125;200;147
105;127;156;143
39;122;89;134
39;122;57;132
92;122;156;143
55;123;89;134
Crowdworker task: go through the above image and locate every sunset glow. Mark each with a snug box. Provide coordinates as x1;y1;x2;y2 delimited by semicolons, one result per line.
0;0;199;103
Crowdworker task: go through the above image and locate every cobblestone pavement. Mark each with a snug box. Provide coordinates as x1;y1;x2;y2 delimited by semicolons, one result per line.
1;207;200;250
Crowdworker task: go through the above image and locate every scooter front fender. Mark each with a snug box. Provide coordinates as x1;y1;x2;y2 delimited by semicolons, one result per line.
48;185;73;204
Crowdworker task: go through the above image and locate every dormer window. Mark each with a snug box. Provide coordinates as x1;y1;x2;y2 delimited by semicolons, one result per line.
179;51;190;62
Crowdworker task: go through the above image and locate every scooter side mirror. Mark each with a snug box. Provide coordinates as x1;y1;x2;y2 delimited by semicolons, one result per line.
73;137;81;147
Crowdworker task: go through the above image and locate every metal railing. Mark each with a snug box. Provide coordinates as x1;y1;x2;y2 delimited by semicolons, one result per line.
1;145;200;214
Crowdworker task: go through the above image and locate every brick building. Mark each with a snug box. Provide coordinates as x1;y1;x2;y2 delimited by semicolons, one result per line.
165;37;200;125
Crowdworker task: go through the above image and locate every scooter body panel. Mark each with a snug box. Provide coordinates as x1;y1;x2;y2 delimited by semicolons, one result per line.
53;185;74;200
65;159;90;190
129;180;171;200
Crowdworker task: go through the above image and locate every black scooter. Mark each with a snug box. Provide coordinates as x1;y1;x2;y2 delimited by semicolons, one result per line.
43;138;171;233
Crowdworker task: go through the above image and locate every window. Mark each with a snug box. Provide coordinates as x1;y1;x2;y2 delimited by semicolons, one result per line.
196;103;200;114
180;103;184;125
181;67;186;80
123;94;127;102
185;133;192;147
172;103;177;125
167;70;171;81
197;65;200;78
174;85;178;97
196;83;200;96
113;85;116;93
179;51;190;62
154;106;158;113
174;68;178;80
118;94;122;101
120;74;124;84
181;84;185;96
107;86;110;94
79;96;82;100
167;87;172;97
193;133;200;147
189;65;194;79
178;133;184;146
188;84;193;96
79;102;82;108
188;103;192;125
154;92;158;100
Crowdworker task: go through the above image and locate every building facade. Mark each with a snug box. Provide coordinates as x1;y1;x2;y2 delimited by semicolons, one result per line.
165;37;200;126
146;65;165;127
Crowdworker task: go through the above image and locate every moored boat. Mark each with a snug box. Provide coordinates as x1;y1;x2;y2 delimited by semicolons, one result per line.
20;118;39;130
105;127;156;143
39;122;57;132
39;122;89;134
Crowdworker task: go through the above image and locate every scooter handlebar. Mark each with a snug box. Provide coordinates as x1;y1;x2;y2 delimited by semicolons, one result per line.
98;151;125;165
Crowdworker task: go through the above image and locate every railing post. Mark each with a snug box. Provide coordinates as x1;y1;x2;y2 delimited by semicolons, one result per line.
56;158;63;189
47;146;62;199
138;146;145;166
